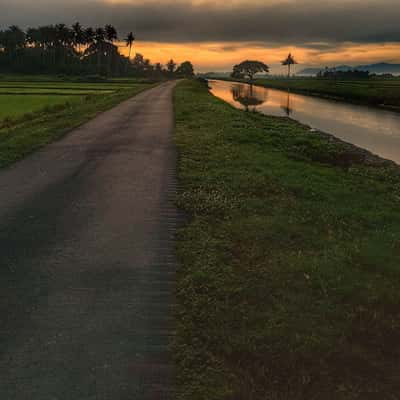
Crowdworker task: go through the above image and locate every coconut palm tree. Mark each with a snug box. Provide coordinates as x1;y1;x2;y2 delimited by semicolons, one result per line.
104;25;118;76
125;32;135;59
104;25;117;44
2;26;26;65
54;24;73;67
84;27;95;47
72;22;84;54
94;27;105;44
92;27;106;73
282;53;297;77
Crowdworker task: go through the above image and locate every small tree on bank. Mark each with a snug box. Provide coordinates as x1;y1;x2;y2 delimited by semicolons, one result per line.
231;60;269;81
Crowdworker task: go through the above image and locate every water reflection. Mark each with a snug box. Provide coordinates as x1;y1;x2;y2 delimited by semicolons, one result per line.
231;84;267;111
208;79;400;164
280;90;293;117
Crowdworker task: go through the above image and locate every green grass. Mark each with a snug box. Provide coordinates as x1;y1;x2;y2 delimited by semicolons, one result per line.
0;78;154;167
0;88;115;94
0;82;139;90
0;79;146;122
174;80;400;399
0;94;85;119
0;73;157;85
252;77;400;108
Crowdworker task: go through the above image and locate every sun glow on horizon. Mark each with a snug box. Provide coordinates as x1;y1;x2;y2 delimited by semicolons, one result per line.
117;41;400;73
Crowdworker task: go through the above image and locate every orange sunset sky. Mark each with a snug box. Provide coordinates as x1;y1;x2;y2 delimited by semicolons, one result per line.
118;41;400;73
2;0;400;72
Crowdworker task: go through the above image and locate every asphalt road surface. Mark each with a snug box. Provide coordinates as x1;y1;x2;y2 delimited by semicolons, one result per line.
0;81;179;399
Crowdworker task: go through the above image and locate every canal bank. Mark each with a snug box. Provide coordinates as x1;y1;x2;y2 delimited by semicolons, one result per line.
174;79;400;399
209;79;400;165
218;77;400;112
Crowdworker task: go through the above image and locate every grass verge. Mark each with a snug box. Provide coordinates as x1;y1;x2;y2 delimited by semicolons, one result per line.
174;79;400;399
0;83;153;167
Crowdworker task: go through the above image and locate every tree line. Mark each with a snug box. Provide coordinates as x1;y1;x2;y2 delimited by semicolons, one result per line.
0;23;194;78
317;68;370;79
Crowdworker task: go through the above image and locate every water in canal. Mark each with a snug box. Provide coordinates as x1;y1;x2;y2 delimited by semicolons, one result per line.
208;80;400;164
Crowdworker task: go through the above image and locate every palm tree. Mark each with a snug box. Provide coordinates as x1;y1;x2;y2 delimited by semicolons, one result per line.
72;22;84;54
282;53;297;77
92;27;106;74
84;27;95;47
55;24;73;46
125;32;135;59
2;26;26;65
104;24;117;43
104;25;117;76
55;24;73;67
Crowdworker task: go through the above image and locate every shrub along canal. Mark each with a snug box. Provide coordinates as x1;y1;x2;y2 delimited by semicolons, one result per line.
209;79;400;164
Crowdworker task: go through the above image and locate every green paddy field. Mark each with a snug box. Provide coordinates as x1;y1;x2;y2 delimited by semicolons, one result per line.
0;76;154;166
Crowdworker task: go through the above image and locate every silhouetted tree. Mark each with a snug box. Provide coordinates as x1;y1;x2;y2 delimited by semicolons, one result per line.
231;64;245;79
152;62;164;78
72;22;84;54
0;25;26;65
125;32;135;59
155;63;163;73
94;27;105;44
129;53;151;76
0;22;194;78
2;25;26;51
176;61;194;78
84;27;95;47
282;53;297;77
104;25;117;43
103;25;118;76
322;68;370;79
232;60;269;81
166;59;176;74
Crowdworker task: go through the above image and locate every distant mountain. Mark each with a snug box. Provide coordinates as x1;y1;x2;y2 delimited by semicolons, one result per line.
198;72;231;78
298;63;400;76
298;65;352;75
297;67;324;76
357;63;400;74
334;65;353;71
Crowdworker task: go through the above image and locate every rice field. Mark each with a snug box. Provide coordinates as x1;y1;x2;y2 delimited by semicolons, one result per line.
0;76;153;166
0;78;143;123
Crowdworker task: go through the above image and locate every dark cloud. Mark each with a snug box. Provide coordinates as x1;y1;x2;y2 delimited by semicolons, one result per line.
0;0;399;46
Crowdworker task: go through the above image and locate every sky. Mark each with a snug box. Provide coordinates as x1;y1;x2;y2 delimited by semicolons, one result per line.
1;0;400;73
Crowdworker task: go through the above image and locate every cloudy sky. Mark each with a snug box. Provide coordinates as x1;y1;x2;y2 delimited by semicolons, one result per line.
1;0;399;72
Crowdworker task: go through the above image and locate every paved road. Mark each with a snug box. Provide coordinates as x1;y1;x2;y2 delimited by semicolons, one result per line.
0;82;179;399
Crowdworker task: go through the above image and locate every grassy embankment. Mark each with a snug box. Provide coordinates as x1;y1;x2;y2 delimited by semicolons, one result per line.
253;77;400;109
174;80;400;399
0;76;155;167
